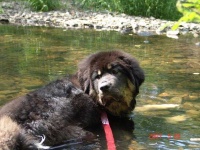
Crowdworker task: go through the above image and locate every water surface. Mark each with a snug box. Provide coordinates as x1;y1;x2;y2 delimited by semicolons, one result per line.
0;24;199;149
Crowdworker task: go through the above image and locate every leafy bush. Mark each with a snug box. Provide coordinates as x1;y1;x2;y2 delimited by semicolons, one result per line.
172;0;200;29
177;0;200;22
27;0;61;11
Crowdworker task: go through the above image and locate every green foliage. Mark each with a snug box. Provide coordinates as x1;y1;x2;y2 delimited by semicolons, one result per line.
121;0;182;20
0;6;3;14
27;0;61;11
75;0;182;20
75;0;122;12
172;0;200;30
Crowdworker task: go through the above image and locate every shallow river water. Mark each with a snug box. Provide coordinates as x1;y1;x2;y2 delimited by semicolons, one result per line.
0;25;199;149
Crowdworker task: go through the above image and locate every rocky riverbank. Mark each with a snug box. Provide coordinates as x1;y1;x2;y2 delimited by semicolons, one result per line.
0;1;200;38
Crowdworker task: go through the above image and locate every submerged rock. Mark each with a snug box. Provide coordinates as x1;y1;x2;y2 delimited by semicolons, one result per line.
165;115;187;124
182;102;194;110
135;104;179;112
168;97;182;104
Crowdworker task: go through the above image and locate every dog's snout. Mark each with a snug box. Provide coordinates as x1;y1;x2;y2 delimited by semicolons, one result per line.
99;82;111;92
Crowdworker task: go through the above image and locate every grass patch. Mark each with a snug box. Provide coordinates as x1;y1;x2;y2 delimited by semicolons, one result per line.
27;0;61;11
75;0;182;21
121;0;182;20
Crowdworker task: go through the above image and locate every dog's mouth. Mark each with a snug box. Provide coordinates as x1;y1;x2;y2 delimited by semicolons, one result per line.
98;94;123;107
98;94;132;116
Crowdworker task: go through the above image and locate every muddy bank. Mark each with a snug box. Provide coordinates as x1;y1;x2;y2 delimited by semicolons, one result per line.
0;2;200;38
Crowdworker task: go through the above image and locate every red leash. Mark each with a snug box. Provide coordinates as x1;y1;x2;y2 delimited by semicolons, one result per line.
101;111;116;150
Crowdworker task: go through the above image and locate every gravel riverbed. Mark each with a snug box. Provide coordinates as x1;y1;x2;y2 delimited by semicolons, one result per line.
0;2;200;39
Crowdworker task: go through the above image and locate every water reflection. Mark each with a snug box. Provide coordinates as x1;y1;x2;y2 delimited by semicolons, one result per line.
0;25;199;149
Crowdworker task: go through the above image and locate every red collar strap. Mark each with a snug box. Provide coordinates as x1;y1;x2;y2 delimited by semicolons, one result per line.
101;111;116;150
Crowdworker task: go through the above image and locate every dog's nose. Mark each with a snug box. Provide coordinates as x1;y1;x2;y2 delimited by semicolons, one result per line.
99;82;111;92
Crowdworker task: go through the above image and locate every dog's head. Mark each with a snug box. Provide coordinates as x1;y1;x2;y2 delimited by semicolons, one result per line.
77;50;144;116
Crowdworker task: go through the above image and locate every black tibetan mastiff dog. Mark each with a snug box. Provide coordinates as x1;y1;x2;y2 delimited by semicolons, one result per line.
0;50;144;150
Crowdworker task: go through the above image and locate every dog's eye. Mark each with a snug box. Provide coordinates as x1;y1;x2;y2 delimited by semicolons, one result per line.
111;68;120;75
111;66;122;75
111;69;118;74
92;72;101;80
96;74;101;79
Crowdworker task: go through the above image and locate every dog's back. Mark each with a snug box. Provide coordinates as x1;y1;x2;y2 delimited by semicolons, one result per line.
0;77;100;149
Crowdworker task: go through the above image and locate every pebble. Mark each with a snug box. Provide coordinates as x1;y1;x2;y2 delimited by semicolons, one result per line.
195;42;200;46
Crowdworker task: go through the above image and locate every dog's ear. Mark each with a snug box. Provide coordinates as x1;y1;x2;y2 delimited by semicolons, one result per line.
130;62;145;92
77;69;96;98
77;55;96;96
119;55;145;94
77;67;90;94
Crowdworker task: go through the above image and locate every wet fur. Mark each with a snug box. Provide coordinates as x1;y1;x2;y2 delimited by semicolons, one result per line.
0;50;144;149
77;50;144;116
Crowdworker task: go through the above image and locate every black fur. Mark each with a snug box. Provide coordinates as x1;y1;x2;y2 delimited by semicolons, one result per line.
0;50;144;149
0;78;100;149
